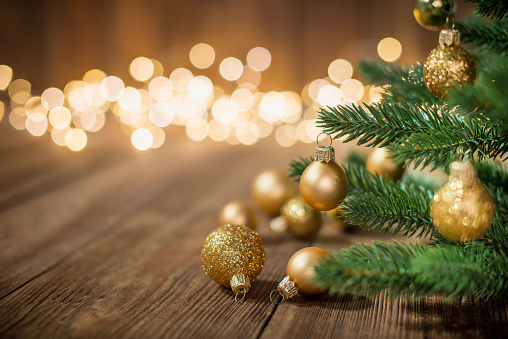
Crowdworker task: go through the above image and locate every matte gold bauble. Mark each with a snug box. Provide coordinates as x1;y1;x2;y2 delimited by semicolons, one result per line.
286;247;330;296
413;0;455;31
201;224;265;300
252;169;297;216
326;207;355;232
300;141;348;211
431;161;495;243
281;196;322;239
218;201;257;230
366;147;405;182
423;29;476;99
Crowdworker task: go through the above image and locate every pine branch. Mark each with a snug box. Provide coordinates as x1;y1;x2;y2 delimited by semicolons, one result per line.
315;241;508;300
466;0;508;20
288;156;313;182
456;17;508;54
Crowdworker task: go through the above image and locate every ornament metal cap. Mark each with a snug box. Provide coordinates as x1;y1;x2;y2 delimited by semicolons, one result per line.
315;133;335;163
439;29;460;46
269;276;299;304
449;160;476;182
230;274;251;302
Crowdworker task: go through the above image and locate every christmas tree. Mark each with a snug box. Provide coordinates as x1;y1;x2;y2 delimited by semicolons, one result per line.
289;0;508;300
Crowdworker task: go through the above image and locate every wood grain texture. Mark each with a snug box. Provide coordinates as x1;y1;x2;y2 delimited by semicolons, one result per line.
0;128;507;339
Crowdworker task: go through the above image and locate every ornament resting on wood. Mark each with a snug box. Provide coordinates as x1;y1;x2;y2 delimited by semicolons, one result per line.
431;161;495;243
299;134;348;211
201;224;266;302
281;196;322;239
270;247;331;304
218;201;257;230
252;169;297;216
423;29;476;99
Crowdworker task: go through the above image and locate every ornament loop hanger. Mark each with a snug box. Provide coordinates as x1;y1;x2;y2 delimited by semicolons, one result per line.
269;289;285;305
234;288;247;303
316;133;333;147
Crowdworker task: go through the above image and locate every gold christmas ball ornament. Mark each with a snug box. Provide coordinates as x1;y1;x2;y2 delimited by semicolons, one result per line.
270;247;331;304
299;134;348;211
366;147;405;182
413;0;455;31
431;161;495;243
218;201;257;230
281;196;322;239
423;29;476;99
252;169;297;216
201;224;266;301
326;207;355;232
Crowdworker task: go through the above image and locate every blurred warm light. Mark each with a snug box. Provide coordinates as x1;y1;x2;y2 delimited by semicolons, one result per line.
131;128;153;151
41;87;65;111
0;102;4;122
281;91;302;124
296;120;312;143
185;121;208;142
151;59;164;78
88;112;106;132
118;87;142;111
318;84;342;107
306;119;321;141
83;69;107;84
328;59;353;84
187;76;213;102
100;76;125;102
369;85;384;102
341;79;364;102
247;47;271;72
67;128;88;151
170;68;193;92
149;126;165;149
219;57;243;81
87;83;108;109
149;76;173;101
49;106;72;129
251;116;273;138
118;107;143;125
9;79;31;104
275;124;297;147
9;108;28;130
236;65;261;87
76;108;98;131
189;43;216;69
130;57;155;82
378;37;402;62
235;121;259;145
69;87;93;111
308;79;330;103
26;113;48;136
303;106;318;120
149;102;174;127
208;119;230;142
51;126;72;146
25;97;47;116
259;91;286;123
231;88;254;111
212;97;238;124
0;65;13;90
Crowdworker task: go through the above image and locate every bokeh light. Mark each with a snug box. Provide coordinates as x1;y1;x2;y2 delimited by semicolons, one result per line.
41;87;65;111
69;87;92;111
67;128;88;151
259;91;286;123
318;85;342;107
212;97;238;124
170;68;193;92
328;59;353;84
26;113;48;136
118;87;142;111
208;119;230;142
187;76;213;102
0;65;13;90
149;102;174;127
51;126;72;146
83;69;107;84
49;106;72;129
377;37;402;62
220;57;243;81
9;108;28;130
340;79;364;102
9;79;31;104
130;57;155;82
237;66;261;87
149;76;173;101
189;43;216;69
131;128;154;151
0;102;4;122
246;47;271;72
100;76;125;102
276;124;297;147
235;121;259;145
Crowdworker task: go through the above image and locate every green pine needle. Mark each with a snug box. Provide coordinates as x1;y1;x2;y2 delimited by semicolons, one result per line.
466;0;508;20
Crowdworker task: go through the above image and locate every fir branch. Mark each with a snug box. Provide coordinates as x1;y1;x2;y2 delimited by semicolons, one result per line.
315;241;508;300
476;161;508;194
456;17;508;54
288;156;313;182
466;0;508;20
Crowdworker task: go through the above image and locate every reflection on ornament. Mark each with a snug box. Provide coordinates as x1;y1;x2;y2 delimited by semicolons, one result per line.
413;0;455;31
281;196;322;239
431;161;495;243
218;201;257;230
423;29;476;99
201;224;265;301
326;207;355;232
270;247;331;304
366;147;405;182
300;134;348;211
252;169;297;216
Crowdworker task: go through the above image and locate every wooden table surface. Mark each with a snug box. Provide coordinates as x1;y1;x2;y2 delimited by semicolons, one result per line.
1;123;507;339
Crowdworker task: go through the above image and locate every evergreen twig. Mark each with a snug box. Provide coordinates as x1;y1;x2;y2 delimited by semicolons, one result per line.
456;17;508;54
466;0;508;20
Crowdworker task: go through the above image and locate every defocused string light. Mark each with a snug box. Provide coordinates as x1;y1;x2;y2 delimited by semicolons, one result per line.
219;57;243;81
246;47;271;72
190;43;216;69
378;37;402;62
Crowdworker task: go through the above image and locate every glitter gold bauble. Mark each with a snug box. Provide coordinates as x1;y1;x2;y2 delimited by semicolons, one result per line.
252;169;297;216
366;147;405;182
413;0;455;31
201;224;265;300
300;135;348;211
218;201;257;230
270;247;331;304
281;196;322;239
423;29;476;99
326;207;355;232
431;161;495;243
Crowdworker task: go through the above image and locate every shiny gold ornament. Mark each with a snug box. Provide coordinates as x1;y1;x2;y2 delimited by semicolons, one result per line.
281;196;322;239
270;247;331;304
431;161;495;243
366;147;405;182
423;29;476;99
300;134;348;211
201;224;266;301
218;201;257;230
413;0;455;31
326;207;355;232
252;169;297;216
